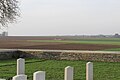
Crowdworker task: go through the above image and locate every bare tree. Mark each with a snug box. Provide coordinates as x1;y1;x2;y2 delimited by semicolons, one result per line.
0;0;20;27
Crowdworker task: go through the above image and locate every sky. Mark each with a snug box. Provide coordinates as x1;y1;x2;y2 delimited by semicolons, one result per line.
6;0;120;36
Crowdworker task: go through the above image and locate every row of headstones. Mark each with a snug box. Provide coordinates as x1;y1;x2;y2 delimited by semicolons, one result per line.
12;58;93;80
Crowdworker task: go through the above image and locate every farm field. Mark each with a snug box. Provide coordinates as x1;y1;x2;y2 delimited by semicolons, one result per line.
0;59;120;80
0;36;120;51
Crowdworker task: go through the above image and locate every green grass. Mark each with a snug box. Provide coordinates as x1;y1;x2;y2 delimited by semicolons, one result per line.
28;38;120;45
0;59;120;80
103;48;120;51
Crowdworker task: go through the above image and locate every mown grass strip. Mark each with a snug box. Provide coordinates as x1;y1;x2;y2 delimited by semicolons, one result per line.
103;48;120;51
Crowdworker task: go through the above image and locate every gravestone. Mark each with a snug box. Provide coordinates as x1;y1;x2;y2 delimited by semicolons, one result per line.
12;75;27;80
64;66;73;80
17;58;25;75
33;71;45;80
86;62;93;80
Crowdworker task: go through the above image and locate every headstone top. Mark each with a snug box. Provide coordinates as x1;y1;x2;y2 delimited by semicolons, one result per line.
34;71;45;74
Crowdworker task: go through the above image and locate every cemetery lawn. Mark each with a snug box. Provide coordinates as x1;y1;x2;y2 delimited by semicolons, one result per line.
0;59;120;80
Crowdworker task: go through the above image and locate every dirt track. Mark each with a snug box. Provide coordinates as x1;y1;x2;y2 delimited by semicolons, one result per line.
0;36;120;50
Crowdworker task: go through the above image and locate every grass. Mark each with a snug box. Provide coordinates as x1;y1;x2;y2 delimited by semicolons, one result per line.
28;38;120;45
103;48;120;51
0;59;120;80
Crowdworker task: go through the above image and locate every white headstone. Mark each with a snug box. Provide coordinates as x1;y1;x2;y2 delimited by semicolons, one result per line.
64;66;74;80
17;58;25;75
86;62;93;80
12;75;27;80
33;71;45;80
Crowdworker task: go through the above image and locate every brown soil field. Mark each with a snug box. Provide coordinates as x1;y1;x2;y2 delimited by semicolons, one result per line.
0;36;120;50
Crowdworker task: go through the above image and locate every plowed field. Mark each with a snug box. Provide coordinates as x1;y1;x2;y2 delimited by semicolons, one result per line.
0;36;120;50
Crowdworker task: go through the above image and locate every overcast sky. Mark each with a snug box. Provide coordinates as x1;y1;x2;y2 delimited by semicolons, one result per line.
7;0;120;36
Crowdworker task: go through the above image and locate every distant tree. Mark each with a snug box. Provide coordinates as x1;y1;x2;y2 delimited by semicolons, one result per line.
0;0;20;27
114;33;120;38
115;33;119;36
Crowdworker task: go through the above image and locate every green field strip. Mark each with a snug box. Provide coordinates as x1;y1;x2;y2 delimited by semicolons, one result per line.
103;48;120;51
27;40;120;45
